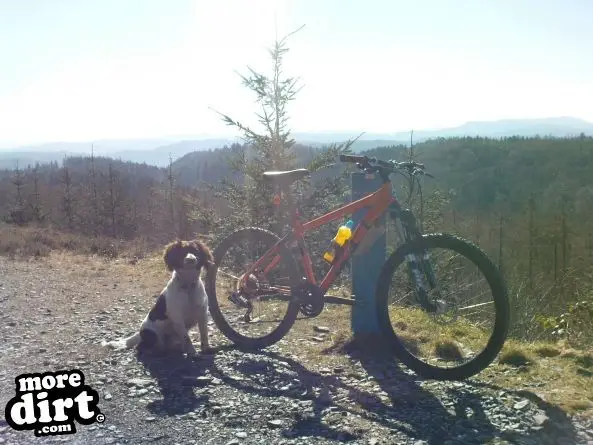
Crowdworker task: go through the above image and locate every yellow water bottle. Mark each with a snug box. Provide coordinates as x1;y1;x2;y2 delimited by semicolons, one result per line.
323;219;355;263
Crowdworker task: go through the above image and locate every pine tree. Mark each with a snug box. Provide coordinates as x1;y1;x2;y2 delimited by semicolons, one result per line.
212;25;354;235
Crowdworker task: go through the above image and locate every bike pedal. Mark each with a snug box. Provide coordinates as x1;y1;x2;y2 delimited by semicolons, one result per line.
229;292;249;309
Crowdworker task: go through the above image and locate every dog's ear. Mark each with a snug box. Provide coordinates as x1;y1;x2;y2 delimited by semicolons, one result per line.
189;239;215;270
200;241;215;270
163;240;187;271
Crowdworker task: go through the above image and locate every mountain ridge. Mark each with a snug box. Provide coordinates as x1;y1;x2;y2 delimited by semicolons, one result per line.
1;116;592;169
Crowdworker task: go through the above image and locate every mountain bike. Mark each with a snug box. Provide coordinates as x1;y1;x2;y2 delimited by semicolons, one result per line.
205;154;510;380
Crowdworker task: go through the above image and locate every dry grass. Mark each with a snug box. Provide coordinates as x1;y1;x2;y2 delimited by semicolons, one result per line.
480;339;593;415
0;223;168;262
533;342;562;358
498;342;535;367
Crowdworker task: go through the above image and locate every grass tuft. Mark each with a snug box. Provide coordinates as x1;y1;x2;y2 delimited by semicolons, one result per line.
434;339;464;361
499;344;534;367
533;343;562;358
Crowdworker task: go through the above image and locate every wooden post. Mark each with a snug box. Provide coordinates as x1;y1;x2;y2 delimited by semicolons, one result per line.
351;172;385;337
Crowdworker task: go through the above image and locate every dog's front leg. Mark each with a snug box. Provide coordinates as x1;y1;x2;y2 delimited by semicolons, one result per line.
196;305;212;353
173;320;198;357
168;305;198;357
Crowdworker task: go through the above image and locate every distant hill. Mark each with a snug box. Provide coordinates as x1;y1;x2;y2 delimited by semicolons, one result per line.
1;117;592;169
0;138;237;169
408;117;593;140
297;117;593;146
106;139;237;166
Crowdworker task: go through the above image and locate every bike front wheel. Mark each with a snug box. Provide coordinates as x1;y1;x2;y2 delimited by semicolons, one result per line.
205;227;302;350
376;233;510;380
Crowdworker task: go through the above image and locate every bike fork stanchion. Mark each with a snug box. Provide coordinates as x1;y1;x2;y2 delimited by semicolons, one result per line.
350;172;387;337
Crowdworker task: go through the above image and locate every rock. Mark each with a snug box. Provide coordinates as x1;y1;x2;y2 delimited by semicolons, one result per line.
533;413;549;425
314;326;330;333
268;419;283;428
311;336;325;342
126;378;152;388
514;399;529;410
235;431;247;438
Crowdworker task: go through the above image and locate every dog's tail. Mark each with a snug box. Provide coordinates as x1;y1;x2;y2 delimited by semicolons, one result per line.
101;332;141;350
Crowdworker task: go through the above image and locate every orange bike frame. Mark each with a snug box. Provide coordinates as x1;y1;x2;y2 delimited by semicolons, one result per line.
246;179;397;295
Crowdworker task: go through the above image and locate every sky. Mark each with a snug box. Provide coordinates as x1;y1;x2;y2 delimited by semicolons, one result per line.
1;0;592;147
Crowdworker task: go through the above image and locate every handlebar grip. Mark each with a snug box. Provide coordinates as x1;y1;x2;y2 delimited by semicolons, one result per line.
339;154;367;163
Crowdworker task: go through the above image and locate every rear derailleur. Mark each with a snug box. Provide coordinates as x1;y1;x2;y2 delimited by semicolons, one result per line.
228;270;268;322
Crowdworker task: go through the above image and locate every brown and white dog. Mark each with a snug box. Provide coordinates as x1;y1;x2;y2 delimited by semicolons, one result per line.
103;239;214;357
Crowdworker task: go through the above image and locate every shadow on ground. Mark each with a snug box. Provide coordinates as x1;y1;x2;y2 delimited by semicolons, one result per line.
136;347;223;416
207;343;501;444
135;340;578;444
344;337;579;445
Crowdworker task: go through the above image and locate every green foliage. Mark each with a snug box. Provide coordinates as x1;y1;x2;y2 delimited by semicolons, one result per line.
367;135;593;214
536;300;593;347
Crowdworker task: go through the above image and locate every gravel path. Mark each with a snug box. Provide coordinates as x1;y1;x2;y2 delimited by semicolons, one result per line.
0;256;592;445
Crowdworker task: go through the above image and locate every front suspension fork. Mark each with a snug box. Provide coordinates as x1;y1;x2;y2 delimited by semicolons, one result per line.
392;208;439;312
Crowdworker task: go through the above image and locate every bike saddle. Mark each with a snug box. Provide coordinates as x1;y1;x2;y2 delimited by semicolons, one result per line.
262;169;310;188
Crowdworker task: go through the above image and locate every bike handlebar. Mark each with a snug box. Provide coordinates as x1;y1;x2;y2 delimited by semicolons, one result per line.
339;154;367;164
338;154;431;178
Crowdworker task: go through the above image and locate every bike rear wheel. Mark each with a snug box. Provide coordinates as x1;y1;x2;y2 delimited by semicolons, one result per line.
205;227;302;350
376;233;510;380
